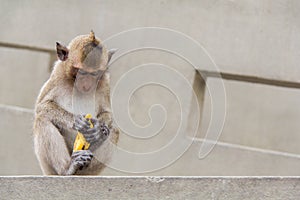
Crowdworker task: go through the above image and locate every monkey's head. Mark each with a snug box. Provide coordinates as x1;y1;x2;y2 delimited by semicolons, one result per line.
56;31;116;93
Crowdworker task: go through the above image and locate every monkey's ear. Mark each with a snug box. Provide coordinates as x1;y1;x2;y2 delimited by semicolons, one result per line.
89;30;96;41
56;42;69;61
107;48;118;64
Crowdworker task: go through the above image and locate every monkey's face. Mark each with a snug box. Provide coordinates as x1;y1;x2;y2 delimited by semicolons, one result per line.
72;39;107;94
74;69;104;94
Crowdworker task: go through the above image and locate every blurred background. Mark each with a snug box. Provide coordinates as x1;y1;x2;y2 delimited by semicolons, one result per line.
1;0;300;176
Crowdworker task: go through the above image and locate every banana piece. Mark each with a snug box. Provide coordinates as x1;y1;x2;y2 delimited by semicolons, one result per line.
73;114;94;152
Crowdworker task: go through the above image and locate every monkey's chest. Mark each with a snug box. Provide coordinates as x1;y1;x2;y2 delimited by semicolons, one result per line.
56;95;101;116
55;94;73;114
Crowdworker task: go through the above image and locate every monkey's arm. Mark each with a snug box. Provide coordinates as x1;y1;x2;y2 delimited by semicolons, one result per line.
96;71;113;127
36;100;74;129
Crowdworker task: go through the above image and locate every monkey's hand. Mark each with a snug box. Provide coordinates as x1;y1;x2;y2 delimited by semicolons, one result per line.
73;115;110;148
66;150;93;175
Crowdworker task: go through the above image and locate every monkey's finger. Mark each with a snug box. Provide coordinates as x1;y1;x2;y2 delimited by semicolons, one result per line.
75;115;90;125
72;123;86;132
71;150;84;159
82;149;93;157
100;125;110;135
73;122;83;129
99;122;108;129
79;115;91;125
78;157;91;162
79;155;93;162
72;150;93;159
85;127;98;134
85;133;101;142
75;118;91;128
101;129;110;137
74;122;90;131
73;155;93;163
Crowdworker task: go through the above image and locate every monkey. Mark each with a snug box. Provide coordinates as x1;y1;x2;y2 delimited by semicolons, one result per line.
33;31;119;175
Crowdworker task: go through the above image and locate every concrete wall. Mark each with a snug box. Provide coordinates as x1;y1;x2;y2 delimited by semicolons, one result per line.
0;105;41;175
0;0;300;176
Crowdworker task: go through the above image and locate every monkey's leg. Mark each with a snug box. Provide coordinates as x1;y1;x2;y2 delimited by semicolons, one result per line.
34;117;71;175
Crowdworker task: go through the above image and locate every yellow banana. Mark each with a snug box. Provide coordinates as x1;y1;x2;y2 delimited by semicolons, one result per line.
73;114;94;152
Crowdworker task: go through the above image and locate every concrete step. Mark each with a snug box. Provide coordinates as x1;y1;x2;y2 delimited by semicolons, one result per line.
1;176;300;200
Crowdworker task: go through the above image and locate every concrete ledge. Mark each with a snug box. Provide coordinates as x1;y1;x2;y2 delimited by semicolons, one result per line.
1;176;300;199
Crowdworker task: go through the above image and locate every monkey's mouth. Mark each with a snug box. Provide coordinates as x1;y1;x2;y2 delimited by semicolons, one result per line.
80;86;94;94
74;83;95;94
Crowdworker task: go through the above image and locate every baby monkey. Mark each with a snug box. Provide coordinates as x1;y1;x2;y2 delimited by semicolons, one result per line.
33;31;119;175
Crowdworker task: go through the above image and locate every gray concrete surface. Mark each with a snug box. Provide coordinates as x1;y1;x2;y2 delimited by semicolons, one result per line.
199;78;300;154
104;138;300;176
1;176;300;200
1;0;300;82
0;105;41;175
0;47;50;109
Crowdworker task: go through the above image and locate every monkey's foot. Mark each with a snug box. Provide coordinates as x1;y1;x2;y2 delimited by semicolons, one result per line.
71;150;93;170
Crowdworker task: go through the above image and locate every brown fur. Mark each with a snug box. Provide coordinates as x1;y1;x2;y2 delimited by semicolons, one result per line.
33;32;119;175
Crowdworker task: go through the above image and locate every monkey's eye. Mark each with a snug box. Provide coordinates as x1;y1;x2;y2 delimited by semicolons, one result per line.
78;69;102;77
78;69;88;75
90;70;102;76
